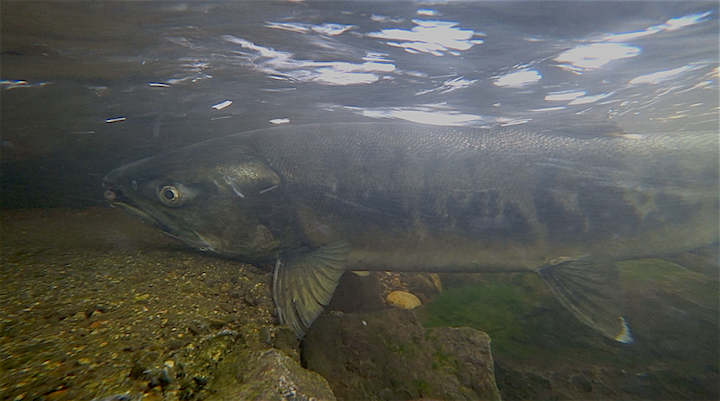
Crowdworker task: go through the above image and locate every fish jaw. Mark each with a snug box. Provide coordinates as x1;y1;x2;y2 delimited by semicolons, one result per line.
102;177;216;252
109;200;161;228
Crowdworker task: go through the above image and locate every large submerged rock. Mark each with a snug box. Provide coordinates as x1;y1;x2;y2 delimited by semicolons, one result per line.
208;348;337;401
302;308;501;401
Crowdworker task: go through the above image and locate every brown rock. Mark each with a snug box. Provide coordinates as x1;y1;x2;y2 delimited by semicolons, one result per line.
407;274;438;299
303;308;501;400
386;291;422;309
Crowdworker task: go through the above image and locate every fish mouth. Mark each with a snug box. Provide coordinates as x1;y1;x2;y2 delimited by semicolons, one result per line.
102;184;218;252
103;186;163;229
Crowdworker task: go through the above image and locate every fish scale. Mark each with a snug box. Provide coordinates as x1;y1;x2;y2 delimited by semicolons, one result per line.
103;122;718;343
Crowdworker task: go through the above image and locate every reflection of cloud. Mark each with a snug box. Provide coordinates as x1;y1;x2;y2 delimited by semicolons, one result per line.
221;35;395;86
554;11;711;74
265;21;354;36
602;12;711;41
542;89;613;106
529;106;566;112
363;52;393;63
310;62;393;85
665;12;712;31
370;14;404;23
600;28;663;42
415;76;478;95
629;65;696;85
600;12;711;43
568;92;614;105
417;9;439;16
554;43;641;72
368;19;483;56
494;70;541;88
361;105;482;126
545;91;586;101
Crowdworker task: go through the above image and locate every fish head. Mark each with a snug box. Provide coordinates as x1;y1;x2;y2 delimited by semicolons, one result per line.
102;141;285;260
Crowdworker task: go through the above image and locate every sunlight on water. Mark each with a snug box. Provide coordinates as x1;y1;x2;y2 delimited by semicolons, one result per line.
368;18;483;56
629;64;698;85
493;69;542;88
221;34;395;86
362;107;484;126
554;43;642;72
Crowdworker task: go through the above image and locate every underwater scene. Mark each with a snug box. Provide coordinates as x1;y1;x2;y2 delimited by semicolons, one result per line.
1;2;718;400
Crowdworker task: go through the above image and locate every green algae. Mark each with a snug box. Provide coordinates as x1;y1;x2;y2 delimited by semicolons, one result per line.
422;273;562;361
421;258;719;367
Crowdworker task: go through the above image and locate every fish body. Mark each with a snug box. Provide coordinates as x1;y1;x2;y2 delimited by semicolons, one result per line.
103;123;719;342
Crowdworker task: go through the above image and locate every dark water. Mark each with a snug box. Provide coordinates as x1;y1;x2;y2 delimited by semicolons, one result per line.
1;2;718;400
1;1;717;208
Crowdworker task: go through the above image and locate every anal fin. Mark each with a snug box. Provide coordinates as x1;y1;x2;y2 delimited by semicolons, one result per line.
273;241;351;339
538;255;633;343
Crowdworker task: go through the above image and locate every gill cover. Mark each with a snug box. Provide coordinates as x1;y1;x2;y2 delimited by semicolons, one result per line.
214;159;282;200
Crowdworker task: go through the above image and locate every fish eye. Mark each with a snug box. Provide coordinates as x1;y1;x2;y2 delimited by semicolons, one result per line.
159;185;181;205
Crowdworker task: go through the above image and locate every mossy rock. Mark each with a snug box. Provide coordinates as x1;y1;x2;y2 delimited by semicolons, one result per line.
208;348;336;401
303;308;500;400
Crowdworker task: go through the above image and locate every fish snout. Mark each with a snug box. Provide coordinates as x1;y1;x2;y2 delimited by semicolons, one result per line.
102;176;122;202
103;188;119;202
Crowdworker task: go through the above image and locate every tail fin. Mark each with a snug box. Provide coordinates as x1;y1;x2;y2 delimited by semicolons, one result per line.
539;255;633;343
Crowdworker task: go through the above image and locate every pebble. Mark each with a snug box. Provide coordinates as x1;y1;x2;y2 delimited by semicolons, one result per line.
386;291;422;309
207;318;226;329
134;293;150;302
70;311;87;321
259;326;273;344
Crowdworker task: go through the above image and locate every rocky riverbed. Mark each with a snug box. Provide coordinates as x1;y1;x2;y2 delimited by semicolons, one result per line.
0;208;500;401
1;207;717;400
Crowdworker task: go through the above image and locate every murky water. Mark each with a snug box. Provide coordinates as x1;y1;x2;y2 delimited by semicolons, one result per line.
1;2;718;400
2;1;717;207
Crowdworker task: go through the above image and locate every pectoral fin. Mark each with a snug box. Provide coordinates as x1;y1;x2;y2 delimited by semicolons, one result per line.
538;255;633;343
273;241;351;338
